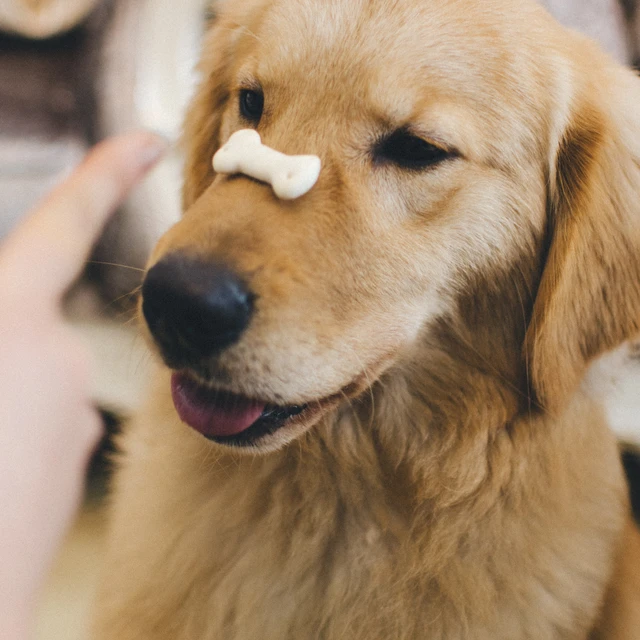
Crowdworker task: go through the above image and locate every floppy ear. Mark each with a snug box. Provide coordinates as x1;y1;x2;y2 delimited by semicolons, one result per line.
182;0;267;209
181;16;235;209
526;63;640;413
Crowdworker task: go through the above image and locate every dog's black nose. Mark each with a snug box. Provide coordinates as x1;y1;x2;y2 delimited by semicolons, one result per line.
142;255;254;366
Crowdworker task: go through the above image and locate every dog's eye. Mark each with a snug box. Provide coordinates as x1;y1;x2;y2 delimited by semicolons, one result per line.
239;89;264;123
374;130;452;171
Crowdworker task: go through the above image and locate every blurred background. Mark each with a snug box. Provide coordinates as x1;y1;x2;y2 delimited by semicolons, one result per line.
0;0;638;638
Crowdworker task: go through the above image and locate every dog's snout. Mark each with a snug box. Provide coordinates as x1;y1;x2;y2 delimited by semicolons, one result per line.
142;255;254;366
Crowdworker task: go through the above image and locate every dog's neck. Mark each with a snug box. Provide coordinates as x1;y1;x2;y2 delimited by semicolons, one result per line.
292;259;540;520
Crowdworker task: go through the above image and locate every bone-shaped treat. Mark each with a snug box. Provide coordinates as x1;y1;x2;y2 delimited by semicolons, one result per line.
212;129;322;200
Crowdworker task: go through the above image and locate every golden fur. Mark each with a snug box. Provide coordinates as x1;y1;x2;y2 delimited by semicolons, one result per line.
93;0;640;637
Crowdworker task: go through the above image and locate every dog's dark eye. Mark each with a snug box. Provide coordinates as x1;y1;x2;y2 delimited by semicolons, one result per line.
374;130;452;171
239;89;264;123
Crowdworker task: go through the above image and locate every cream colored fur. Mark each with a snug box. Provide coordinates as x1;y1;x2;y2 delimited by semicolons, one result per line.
93;0;640;638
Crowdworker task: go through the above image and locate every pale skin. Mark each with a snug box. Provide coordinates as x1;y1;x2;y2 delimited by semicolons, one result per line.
0;132;166;639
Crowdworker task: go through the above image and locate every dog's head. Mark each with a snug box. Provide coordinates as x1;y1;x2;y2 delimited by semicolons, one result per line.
140;0;640;452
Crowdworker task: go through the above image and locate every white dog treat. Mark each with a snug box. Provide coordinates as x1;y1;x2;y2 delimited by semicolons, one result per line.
212;129;322;200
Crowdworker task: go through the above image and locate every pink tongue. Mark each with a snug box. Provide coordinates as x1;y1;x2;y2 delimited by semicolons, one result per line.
171;373;266;439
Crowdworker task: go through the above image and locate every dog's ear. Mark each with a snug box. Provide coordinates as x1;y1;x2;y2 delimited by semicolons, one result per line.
525;62;640;413
182;0;267;210
181;19;234;210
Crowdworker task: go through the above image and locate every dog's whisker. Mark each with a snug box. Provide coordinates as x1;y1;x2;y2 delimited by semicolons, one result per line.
342;345;378;431
102;286;143;317
88;260;146;273
338;388;360;431
121;315;140;329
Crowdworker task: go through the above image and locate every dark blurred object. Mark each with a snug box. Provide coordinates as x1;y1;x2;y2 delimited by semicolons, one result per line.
86;410;121;503
618;0;640;66
622;446;640;524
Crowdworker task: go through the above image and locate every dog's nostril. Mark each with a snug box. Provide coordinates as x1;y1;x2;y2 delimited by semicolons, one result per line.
141;254;254;365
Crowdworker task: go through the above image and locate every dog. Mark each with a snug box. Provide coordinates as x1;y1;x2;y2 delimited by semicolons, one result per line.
92;0;640;637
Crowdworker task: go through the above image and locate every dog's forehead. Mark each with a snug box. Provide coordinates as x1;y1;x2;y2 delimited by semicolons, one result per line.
218;0;565;166
239;0;556;117
256;1;534;63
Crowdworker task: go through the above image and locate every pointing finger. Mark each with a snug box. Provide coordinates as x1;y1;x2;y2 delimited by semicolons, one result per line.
0;132;167;303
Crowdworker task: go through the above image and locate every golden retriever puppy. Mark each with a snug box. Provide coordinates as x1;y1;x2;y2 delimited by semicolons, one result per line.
93;0;640;638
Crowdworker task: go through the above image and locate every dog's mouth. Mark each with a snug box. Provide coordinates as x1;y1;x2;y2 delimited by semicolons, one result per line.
171;353;394;448
171;372;325;447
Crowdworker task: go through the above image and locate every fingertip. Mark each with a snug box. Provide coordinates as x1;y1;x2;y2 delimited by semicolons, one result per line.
126;131;170;173
0;132;169;303
84;409;105;453
90;131;169;178
71;131;169;219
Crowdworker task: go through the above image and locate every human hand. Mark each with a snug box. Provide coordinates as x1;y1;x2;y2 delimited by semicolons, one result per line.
0;132;166;638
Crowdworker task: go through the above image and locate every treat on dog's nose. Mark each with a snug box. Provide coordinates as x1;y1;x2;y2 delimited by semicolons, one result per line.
213;129;322;200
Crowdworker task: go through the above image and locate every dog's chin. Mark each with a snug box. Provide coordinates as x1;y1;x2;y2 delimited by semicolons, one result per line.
170;371;344;451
